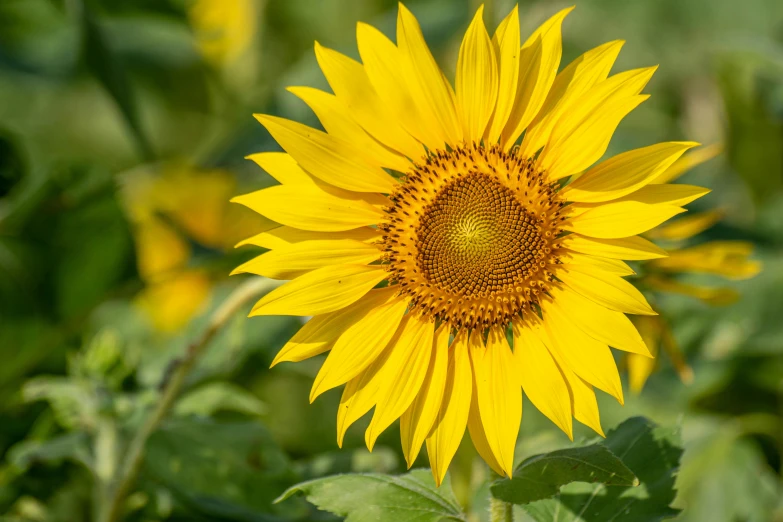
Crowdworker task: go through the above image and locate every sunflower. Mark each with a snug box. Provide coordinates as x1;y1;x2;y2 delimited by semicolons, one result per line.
233;4;708;484
625;144;761;393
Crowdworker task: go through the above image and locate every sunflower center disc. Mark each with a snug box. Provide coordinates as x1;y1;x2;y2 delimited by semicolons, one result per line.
382;144;566;329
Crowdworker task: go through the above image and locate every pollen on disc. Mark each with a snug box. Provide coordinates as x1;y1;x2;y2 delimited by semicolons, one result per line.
382;143;567;330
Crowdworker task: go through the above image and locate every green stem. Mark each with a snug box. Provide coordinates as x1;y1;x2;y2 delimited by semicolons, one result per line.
489;495;513;522
96;278;278;522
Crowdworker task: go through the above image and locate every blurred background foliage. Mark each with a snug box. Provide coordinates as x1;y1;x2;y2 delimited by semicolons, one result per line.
0;0;782;520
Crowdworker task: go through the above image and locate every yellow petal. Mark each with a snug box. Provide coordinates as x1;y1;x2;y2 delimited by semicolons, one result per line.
610;184;710;207
513;318;573;438
232;239;381;280
519;39;624;156
249;264;387;317
456;6;498;142
366;314;435;451
426;330;473;487
540;93;651;180
564;252;635;276
549;286;651;357
561;234;667;260
557;264;656;315
232;184;385;232
397;3;462;147
287;86;411;173
652;143;723;184
310;295;409;401
246;152;313;185
564;142;699;202
467;373;505;477
312;42;424;161
400;324;450;468
254;114;397;193
647;209;723;241
541;299;624;404
236;226;380;250
533;326;604;436
356;22;441;151
469;327;521;477
271;287;396;366
485;5;520;144
501;7;572;150
565;201;685;238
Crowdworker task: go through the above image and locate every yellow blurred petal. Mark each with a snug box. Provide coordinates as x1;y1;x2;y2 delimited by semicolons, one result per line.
649;241;761;280
485;5;520;144
426;330;472;487
652;143;723;184
541;298;624;404
562;234;667;260
397;3;462;147
513;318;573;438
646;275;741;306
246;152;313;185
136;271;211;332
232;184;385;232
310;295;409;401
134;218;190;281
356;22;441;151
271;287;397;366
236;226;380;250
401;324;449;468
366;314;434;451
254;114;397;193
469;327;520;477
519;39;623;156
647;209;723;241
628;316;662;393
233;239;381;280
558;264;656;315
249;264;387;317
565;201;685;238
564;142;698;202
550;286;651;357
456;6;498;142
501;7;572;150
189;0;255;65
287;86;411;173
315;40;424;162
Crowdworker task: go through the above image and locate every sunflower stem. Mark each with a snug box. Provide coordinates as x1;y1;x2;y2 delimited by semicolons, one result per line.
489;495;513;522
96;278;279;522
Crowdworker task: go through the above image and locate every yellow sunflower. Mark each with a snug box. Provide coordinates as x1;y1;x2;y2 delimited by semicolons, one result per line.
233;4;708;484
626;145;761;393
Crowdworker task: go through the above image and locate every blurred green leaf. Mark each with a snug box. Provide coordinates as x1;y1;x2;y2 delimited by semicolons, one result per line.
675;429;781;522
491;444;637;506
521;417;682;522
144;419;295;519
277;469;465;522
22;377;96;431
174;381;266;418
7;432;92;473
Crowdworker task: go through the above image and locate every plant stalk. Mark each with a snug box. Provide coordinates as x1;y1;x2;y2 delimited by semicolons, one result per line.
96;278;278;522
489;470;513;522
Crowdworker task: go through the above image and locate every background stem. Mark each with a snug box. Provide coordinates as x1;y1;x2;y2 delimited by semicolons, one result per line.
96;278;278;522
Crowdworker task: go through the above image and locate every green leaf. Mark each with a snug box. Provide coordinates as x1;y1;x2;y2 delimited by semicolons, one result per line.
490;444;637;505
277;469;465;522
144;419;295;519
7;432;92;472
520;417;682;522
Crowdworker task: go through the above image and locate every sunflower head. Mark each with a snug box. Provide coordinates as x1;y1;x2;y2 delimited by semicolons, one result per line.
233;3;708;485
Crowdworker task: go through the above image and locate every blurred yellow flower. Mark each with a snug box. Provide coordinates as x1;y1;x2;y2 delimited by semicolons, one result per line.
188;0;258;66
234;4;707;484
123;166;270;332
627;145;761;392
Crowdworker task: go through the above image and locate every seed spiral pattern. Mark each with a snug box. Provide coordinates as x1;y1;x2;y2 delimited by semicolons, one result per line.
382;143;568;329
